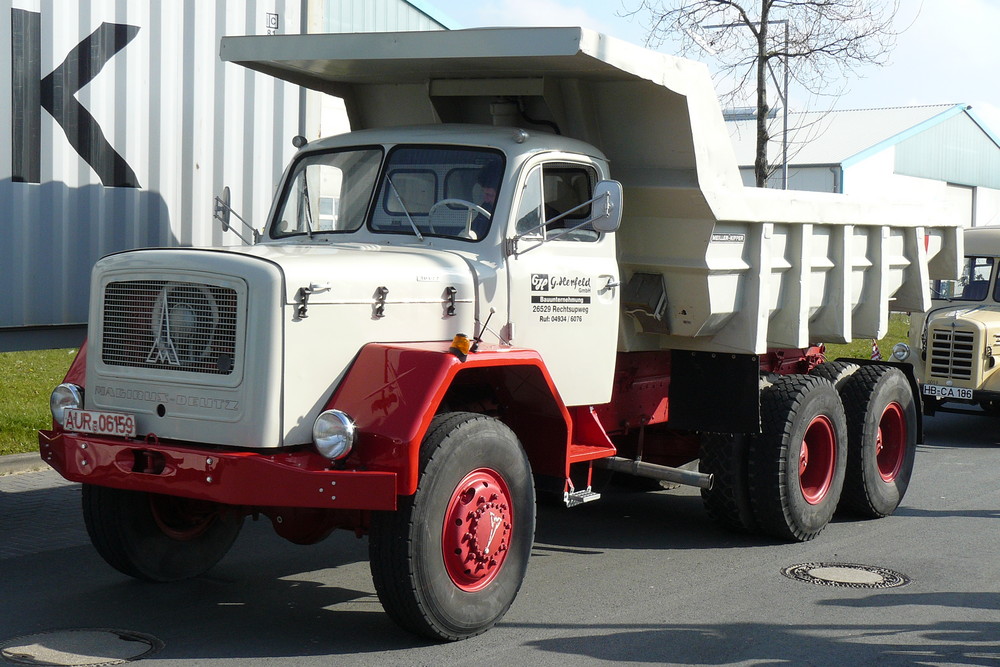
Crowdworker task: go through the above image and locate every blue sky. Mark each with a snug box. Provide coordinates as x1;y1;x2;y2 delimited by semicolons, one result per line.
419;0;1000;135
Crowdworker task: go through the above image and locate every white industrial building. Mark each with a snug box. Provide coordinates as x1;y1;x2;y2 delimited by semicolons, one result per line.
727;104;1000;227
0;0;449;350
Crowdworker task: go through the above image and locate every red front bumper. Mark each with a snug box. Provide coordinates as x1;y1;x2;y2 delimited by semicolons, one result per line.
39;430;397;510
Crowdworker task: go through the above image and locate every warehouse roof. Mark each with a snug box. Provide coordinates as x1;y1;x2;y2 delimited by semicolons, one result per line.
727;103;1000;167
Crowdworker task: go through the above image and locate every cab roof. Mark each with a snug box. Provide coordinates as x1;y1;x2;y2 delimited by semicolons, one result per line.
303;124;608;161
961;226;1000;257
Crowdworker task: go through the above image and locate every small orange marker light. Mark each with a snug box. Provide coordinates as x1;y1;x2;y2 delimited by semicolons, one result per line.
449;333;471;361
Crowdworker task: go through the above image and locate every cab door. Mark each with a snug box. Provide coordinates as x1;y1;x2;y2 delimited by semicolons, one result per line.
506;159;620;407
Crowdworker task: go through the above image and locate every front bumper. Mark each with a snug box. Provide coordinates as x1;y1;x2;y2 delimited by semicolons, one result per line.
39;430;397;510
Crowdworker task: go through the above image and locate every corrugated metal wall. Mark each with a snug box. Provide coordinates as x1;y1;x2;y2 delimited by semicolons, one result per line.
321;0;447;32
0;0;451;345
896;113;1000;190
0;0;303;334
307;0;448;140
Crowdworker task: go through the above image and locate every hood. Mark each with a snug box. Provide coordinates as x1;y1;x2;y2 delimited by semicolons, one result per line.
232;242;478;311
931;305;1000;329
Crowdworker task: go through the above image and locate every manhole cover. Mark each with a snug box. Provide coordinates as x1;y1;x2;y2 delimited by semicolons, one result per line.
782;562;910;589
0;629;163;666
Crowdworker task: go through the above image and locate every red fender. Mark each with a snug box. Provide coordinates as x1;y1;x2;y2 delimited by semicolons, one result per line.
64;340;88;385
325;342;577;495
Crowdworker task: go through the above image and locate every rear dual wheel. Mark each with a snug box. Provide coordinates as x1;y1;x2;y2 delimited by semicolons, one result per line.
749;375;847;542
699;432;756;533
838;365;917;517
704;367;916;540
809;360;860;389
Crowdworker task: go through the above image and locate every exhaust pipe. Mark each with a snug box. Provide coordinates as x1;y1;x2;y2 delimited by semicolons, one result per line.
597;456;714;490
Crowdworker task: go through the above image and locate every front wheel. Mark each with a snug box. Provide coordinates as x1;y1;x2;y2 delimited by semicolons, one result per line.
749;375;847;542
838;365;917;517
82;485;243;582
369;412;535;641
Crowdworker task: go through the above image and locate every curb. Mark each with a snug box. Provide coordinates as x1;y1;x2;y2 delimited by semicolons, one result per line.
0;452;47;476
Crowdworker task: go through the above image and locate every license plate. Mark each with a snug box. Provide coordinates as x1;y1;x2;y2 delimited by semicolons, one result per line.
65;408;137;438
922;384;973;400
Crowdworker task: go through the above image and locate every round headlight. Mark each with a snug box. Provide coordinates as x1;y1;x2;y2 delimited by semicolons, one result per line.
891;342;910;361
313;410;356;461
50;383;83;426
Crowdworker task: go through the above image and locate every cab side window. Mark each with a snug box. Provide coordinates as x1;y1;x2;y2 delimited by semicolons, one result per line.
515;163;600;241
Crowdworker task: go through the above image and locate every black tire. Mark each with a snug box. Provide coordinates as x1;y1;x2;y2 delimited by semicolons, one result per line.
838;365;917;518
809;361;859;390
923;395;937;417
82;485;243;582
749;375;847;542
699;432;756;533
369;412;535;641
979;399;1000;416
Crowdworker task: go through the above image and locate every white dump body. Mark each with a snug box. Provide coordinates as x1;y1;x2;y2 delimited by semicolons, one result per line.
221;26;963;354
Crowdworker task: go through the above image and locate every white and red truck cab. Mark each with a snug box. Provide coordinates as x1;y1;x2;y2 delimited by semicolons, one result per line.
41;27;962;641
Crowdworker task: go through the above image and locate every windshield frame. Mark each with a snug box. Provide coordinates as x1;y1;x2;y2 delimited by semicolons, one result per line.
268;145;384;240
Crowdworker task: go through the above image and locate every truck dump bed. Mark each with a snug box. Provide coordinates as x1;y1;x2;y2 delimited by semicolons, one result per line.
221;27;962;354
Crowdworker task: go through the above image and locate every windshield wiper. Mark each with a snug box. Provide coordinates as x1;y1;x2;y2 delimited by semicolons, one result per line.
299;179;314;238
386;175;423;241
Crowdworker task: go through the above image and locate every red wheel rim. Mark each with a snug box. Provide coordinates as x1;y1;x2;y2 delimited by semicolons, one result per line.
442;468;513;592
799;415;836;505
876;402;906;482
149;494;217;541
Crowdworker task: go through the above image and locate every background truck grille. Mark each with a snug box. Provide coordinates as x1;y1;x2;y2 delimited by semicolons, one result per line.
928;328;975;381
102;280;240;375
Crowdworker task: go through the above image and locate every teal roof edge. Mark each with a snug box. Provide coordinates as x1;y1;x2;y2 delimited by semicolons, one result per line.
840;103;970;168
966;106;1000;151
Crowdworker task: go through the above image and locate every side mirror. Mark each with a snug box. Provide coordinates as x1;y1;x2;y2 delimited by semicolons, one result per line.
214;186;232;231
213;186;258;244
591;180;623;233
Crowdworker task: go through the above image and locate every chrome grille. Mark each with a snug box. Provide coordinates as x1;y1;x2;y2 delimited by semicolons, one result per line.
102;280;240;375
928;327;975;381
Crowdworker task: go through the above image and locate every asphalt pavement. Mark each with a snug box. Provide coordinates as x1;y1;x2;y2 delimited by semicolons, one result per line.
2;412;998;666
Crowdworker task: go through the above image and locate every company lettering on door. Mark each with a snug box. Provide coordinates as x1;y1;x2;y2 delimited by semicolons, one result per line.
530;273;592;324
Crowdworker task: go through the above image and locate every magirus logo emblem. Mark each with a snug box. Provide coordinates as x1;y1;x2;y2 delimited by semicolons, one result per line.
146;288;181;366
146;283;219;367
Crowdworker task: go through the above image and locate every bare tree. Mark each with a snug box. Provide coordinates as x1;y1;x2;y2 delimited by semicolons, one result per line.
628;0;904;187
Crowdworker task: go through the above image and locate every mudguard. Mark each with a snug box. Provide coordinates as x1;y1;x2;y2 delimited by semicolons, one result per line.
326;342;575;495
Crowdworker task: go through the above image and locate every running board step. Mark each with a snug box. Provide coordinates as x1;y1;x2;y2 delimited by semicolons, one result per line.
564;488;601;507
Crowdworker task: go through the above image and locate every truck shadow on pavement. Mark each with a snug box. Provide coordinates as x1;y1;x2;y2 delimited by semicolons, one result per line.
533;483;772;552
923;411;1000;448
0;519;433;657
517;618;1000;666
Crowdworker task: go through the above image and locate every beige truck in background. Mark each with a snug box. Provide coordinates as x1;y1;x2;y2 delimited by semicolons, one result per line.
895;226;1000;415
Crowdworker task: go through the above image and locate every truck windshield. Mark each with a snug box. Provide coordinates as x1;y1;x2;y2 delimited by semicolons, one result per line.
370;146;504;241
932;256;995;301
271;147;383;238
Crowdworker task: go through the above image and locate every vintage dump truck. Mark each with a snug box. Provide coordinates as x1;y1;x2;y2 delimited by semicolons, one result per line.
41;27;962;640
895;226;1000;415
